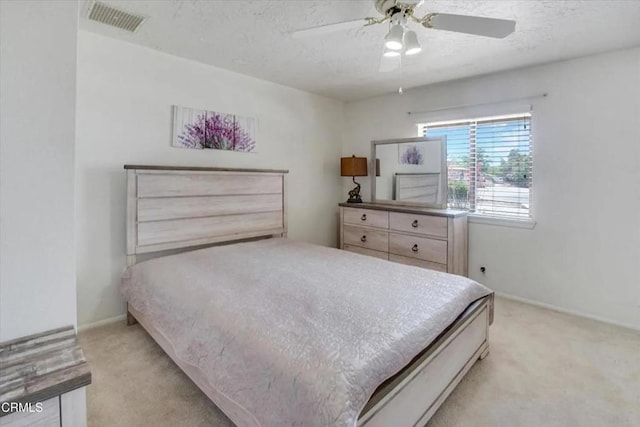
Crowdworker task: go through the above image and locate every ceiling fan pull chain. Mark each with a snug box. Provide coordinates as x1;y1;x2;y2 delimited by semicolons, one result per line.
398;49;404;95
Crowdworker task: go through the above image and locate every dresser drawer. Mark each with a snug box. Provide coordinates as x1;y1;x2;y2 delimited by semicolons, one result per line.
344;244;389;260
389;212;447;238
344;207;389;229
343;225;388;252
389;233;447;264
389;254;447;272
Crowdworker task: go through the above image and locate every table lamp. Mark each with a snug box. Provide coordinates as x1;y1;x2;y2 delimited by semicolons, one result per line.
340;155;368;203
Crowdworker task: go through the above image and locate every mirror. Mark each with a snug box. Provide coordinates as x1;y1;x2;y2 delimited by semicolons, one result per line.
371;136;447;209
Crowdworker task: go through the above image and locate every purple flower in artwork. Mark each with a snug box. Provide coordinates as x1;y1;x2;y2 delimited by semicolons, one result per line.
177;113;256;152
401;145;423;165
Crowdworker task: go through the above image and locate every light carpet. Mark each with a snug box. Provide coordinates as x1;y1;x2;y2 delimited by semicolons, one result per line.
78;297;640;426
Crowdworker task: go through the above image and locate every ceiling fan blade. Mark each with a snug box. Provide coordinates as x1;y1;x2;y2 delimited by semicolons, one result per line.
290;19;366;38
427;13;516;38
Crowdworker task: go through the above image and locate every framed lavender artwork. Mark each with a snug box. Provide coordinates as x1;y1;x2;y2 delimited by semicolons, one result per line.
172;106;257;152
398;142;426;165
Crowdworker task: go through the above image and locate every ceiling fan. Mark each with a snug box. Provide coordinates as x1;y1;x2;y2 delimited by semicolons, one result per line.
291;0;516;72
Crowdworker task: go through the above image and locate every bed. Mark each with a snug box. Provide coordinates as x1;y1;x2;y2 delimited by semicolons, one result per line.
122;165;493;427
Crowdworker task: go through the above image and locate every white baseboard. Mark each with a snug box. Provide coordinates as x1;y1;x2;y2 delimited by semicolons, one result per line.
495;292;639;332
78;314;126;332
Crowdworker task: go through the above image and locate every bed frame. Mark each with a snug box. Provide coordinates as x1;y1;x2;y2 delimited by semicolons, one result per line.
124;164;491;427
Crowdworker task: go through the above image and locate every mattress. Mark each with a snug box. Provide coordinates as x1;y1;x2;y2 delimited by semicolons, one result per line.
121;237;492;427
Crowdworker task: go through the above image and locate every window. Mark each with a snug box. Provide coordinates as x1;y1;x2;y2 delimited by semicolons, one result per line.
420;113;532;222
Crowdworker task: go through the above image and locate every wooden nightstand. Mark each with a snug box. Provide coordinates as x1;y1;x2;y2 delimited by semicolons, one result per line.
0;326;91;426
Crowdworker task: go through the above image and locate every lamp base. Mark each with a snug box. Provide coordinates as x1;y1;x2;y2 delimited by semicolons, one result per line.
346;178;363;204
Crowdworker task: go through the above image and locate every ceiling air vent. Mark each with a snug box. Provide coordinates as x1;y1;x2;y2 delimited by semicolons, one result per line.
87;1;145;33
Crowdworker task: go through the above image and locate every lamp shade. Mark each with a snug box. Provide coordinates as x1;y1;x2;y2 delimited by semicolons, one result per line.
385;24;404;50
404;30;421;55
341;156;368;177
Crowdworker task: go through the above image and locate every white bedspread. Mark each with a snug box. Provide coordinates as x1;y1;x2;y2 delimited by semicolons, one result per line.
121;238;491;427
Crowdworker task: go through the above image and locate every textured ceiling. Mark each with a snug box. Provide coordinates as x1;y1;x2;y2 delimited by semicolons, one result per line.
79;0;640;101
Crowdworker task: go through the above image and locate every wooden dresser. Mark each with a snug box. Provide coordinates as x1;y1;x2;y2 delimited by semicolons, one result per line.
339;203;468;276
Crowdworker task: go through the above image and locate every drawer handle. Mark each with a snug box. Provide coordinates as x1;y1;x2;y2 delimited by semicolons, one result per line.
361;235;367;242
412;220;419;228
361;214;367;221
412;244;419;252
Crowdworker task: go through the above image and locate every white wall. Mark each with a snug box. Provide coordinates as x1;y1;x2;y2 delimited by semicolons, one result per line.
0;1;79;341
76;32;344;326
343;48;640;330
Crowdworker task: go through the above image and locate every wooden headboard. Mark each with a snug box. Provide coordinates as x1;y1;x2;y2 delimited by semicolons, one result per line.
125;165;288;260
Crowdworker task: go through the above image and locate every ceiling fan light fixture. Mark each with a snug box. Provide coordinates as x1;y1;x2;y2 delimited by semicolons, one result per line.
383;47;401;57
385;24;404;50
404;30;422;55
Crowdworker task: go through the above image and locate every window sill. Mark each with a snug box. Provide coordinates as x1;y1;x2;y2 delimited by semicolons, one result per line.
468;214;536;229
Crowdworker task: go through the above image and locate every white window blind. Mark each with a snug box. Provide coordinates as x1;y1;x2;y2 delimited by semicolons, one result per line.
420;113;532;220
